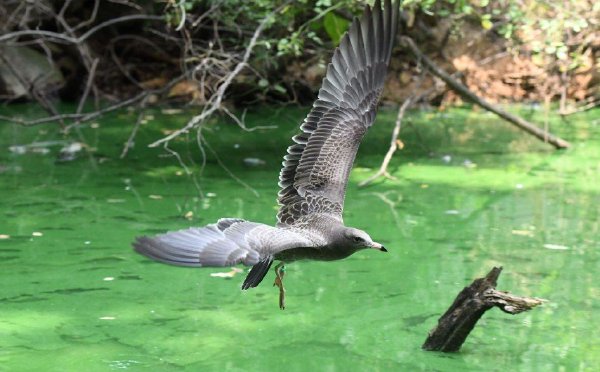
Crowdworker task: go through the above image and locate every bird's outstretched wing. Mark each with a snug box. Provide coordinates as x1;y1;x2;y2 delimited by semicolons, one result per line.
133;218;316;288
277;0;399;226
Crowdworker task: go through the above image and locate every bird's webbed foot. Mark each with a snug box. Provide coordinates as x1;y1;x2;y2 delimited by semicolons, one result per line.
273;262;286;310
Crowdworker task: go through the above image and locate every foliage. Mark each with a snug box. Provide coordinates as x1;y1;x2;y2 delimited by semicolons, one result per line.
167;0;597;87
0;0;597;111
402;0;598;74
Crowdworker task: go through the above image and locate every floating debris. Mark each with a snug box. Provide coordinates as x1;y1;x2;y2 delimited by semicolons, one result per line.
9;145;27;154
8;140;68;156
103;277;115;281
161;108;183;115
57;142;84;162
31;147;50;155
148;195;163;200
206;192;216;198
512;229;534;237
420;184;429;189
99;316;116;320
543;243;569;250
210;267;243;278
445;210;460;215
441;155;452;163
0;234;10;239
243;157;266;167
184;211;194;220
463;159;477;168
32;232;43;237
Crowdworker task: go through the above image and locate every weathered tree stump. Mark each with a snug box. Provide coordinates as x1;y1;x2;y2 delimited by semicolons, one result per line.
422;266;544;352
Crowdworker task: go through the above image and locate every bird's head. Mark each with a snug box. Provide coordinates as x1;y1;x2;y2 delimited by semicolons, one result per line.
343;227;387;252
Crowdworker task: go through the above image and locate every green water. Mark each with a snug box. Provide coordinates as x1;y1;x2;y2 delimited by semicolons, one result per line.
1;105;599;371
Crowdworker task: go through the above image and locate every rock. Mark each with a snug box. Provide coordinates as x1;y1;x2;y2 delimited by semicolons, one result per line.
0;46;64;99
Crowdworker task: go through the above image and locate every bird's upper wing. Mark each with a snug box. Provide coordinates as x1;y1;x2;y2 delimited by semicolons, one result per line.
277;0;399;226
133;218;317;268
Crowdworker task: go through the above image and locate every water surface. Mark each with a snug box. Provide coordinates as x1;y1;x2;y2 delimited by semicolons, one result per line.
1;105;599;371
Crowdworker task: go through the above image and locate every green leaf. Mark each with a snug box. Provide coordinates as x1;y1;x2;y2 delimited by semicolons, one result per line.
323;12;349;44
273;84;287;94
481;18;493;30
258;79;269;88
481;15;493;30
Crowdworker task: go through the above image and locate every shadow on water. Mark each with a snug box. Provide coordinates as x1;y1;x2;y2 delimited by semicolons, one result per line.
0;104;599;370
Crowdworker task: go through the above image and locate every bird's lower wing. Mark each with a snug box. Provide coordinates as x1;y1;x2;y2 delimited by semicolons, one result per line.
133;218;318;287
133;221;261;267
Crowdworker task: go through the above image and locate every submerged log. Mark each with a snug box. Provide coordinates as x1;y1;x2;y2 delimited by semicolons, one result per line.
422;266;544;352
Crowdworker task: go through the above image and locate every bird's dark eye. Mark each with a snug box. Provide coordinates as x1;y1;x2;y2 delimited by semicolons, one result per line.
353;236;363;243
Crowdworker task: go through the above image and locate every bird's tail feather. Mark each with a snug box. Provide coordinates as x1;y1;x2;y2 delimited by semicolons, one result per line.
241;256;274;290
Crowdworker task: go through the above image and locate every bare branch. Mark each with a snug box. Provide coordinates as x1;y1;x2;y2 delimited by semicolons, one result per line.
221;106;277;132
359;96;414;187
0;14;164;44
75;58;99;116
0;74;188;128
201;137;260;198
120;95;150;159
147;3;290;148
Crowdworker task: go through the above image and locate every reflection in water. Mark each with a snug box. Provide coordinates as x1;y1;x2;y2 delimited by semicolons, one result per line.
0;106;598;370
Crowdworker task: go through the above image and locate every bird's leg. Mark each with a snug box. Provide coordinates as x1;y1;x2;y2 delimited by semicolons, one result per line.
273;262;286;310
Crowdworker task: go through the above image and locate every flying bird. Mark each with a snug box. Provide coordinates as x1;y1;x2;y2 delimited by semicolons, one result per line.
133;0;400;309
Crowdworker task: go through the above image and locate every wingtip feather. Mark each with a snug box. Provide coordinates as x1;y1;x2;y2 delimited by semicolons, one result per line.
275;0;399;225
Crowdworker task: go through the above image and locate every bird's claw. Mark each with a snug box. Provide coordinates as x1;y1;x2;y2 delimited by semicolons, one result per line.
273;263;286;310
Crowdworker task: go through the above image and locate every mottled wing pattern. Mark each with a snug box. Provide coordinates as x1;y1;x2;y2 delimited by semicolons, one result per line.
133;218;316;268
277;0;399;226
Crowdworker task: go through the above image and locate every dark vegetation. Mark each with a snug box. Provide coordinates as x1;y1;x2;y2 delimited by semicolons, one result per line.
0;1;598;150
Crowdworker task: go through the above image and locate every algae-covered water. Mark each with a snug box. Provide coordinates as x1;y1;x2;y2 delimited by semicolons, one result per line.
1;105;599;371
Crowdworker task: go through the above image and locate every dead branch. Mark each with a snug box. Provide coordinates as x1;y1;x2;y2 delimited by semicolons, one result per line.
147;2;290;148
400;36;571;150
0;14;164;44
221;106;277;132
120;95;150;159
559;96;600;116
75;58;99;116
199;136;260;197
0;74;187;128
359;96;413;187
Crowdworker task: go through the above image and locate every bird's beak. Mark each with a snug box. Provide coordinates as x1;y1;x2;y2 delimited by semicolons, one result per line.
370;242;387;252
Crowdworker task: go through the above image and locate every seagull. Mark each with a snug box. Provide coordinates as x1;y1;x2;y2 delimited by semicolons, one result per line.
133;0;400;309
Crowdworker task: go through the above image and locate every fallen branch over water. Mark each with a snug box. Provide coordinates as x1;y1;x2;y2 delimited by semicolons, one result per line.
422;266;545;352
359;95;413;187
401;36;571;150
